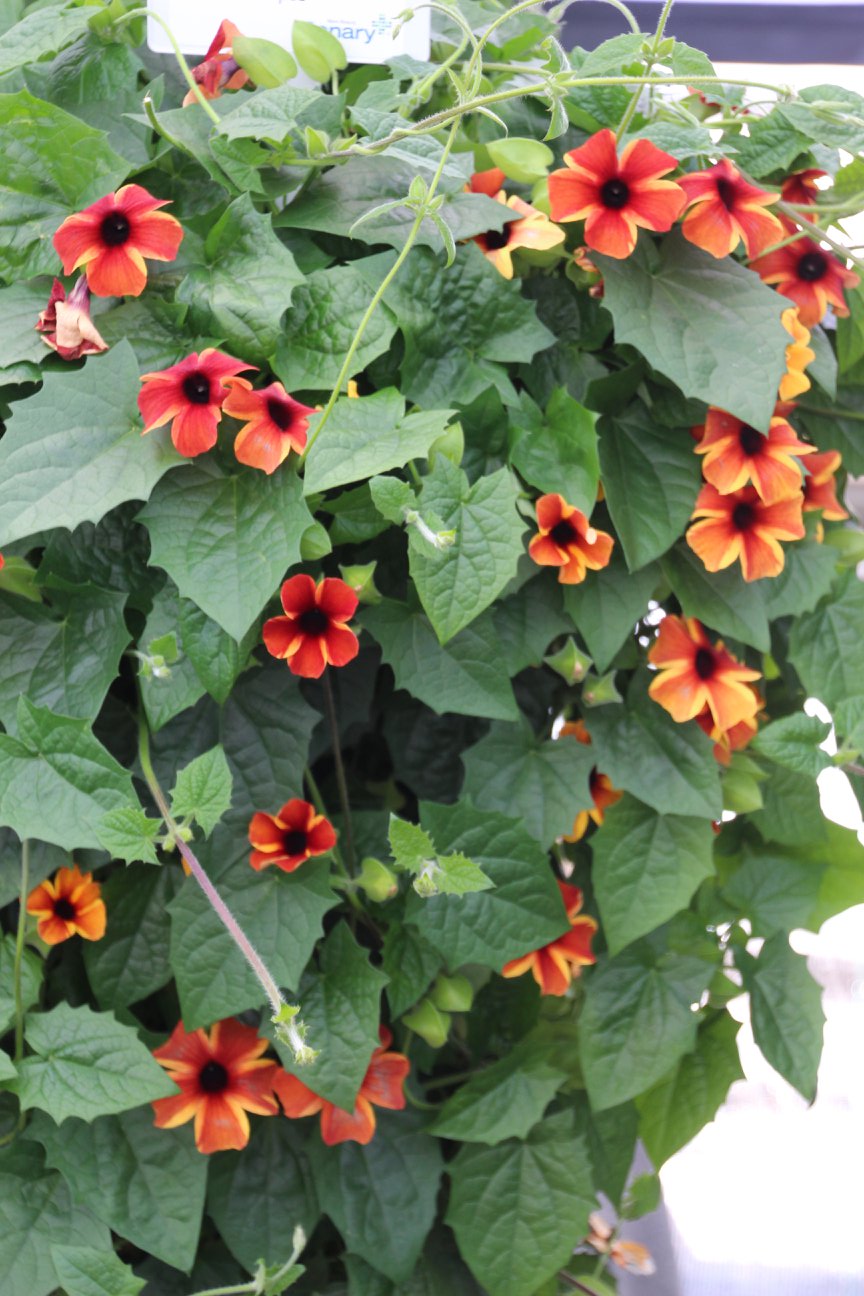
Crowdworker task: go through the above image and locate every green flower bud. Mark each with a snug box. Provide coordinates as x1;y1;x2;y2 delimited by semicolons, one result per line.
339;561;382;605
403;998;450;1048
429;973;474;1013
544;637;593;684
358;856;398;902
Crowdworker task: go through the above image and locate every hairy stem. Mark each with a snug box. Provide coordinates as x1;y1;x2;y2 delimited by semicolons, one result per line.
112;7;221;122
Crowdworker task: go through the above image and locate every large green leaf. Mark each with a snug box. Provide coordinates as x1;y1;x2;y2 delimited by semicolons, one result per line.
310;1110;443;1283
12;1003;174;1123
752;713;831;778
579;922;717;1110
0;342;180;547
31;1106;207;1273
138;460;313;641
362;601;518;721
170;745;233;837
50;1244;145;1296
0;278;55;364
207;1119;319;1273
461;720;594;845
380;924;442;1018
176;193;304;361
492;574;571;673
598;404;702;571
274;922;388;1110
0;88;128;280
138;583;207;733
178;597;259;705
303;391;455;494
405;801;567;970
722;842;824;936
0;6;92;75
661;544;771;651
789;569;864;739
83;866;178;1011
0;933;42;1034
637;1011;744;1167
0;1141;109;1296
0;698;136;850
741;934;825;1101
596;231;788;432
408;459;527;643
563;549;658;670
799;385;864;476
586;674;722;819
592;796;715;955
509;388;600;515
446;1109;595;1296
274;262;397;392
756;539;839;619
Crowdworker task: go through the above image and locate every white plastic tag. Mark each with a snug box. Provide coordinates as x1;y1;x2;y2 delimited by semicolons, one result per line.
146;1;431;63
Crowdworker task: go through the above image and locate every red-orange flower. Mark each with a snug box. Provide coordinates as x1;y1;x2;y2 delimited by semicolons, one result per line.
263;574;359;679
53;184;183;298
248;799;337;873
36;276;108;361
559;720;622;841
183;19;249;105
502;880;597;996
679;159;782;259
472;193;564;279
273;1027;409;1145
648;615;762;730
750;224;859;326
223;380;315;473
687;483;805;581
467;167;506;197
779;307;814;401
693;406;816;503
780;168;825;214
26;864;106;946
139;349;255;457
803;450;849;520
548;128;685;259
528;493;614;585
695;689;761;765
152;1018;279;1155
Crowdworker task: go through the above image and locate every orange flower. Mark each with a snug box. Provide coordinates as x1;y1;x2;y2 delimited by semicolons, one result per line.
248;799;337;873
26;864;106;946
472;193;564;279
223;380;315;473
36;276;108;361
502;880;597;995
548;128;685;259
152;1018;279;1155
139;349;255;458
779;307;814;401
693;406;816;504
263;574;360;679
647;615;762;731
780;168;825;215
528;493;614;585
687;483;805;581
750;224;859;326
588;1215;656;1277
680;159;782;259
467;167;506;197
559;720;623;841
183;19;249;106
803;449;849;520
273;1027;409;1146
695;688;762;764
53;184;183;298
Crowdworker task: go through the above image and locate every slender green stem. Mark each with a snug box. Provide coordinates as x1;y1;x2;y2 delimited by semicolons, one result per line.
190;1248;304;1296
321;672;355;873
13;839;30;1066
616;0;676;140
776;199;864;271
559;1275;605;1296
111;8;221;122
598;0;641;33
743;225;808;262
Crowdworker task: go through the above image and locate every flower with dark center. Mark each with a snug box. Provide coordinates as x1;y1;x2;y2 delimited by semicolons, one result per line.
182;19;249;106
780;169;826;218
679;159;782;258
53;184;183;298
152;1019;279;1155
802;450;849;521
502;881;597;995
528;493;614;584
693;406;816;503
750;222;859;325
248;799;337;873
26;864;106;946
274;1027;410;1145
686;483;805;581
648;615;762;730
471;191;564;278
138;349;255;458
222;379;315;473
263;574;359;679
548;128;685;259
35;276;108;361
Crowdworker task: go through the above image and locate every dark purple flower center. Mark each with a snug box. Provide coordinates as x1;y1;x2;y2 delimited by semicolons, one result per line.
481;226;511;251
797;251;828;283
298;607;329;635
100;211;131;247
694;647;716;680
550;519;576;547
267;398;295;432
54;898;76;920
738;425;764;456
600;178;630;210
715;177;738;211
282;829;308;856
199;1060;229;1093
733;502;755;531
183;373;212;405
